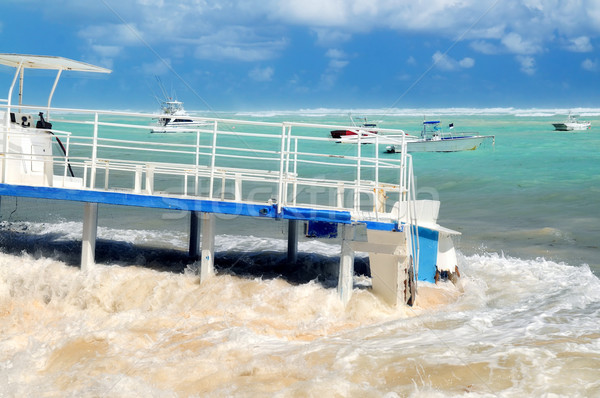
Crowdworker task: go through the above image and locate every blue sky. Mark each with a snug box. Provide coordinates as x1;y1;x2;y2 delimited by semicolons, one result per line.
1;0;600;112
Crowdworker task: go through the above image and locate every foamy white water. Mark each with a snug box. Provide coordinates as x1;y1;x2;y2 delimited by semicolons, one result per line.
1;237;599;397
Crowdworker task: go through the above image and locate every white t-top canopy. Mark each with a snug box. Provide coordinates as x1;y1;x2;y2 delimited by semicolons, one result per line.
0;54;111;73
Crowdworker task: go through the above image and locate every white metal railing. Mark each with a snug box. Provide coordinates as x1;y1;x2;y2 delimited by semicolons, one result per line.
1;104;417;221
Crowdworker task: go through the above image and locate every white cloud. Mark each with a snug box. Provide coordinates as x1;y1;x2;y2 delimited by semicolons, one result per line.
432;51;475;71
91;45;122;58
249;66;274;81
459;57;475;68
325;48;349;69
326;48;346;59
516;55;536;75
272;0;350;27
312;28;352;46
33;1;600;70
193;28;287;62
501;32;541;55
78;24;141;46
320;46;349;88
141;59;172;76
582;58;597;71
566;36;593;52
470;40;500;55
329;59;349;69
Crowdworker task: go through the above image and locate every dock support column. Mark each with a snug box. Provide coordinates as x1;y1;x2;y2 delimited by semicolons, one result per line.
189;210;200;259
287;219;298;264
338;223;354;305
199;212;215;283
81;202;98;272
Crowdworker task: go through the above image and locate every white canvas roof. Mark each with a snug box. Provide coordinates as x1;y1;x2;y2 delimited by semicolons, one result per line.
0;54;111;73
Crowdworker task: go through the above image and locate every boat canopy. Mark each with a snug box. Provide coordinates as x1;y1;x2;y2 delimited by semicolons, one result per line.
0;54;111;73
423;121;441;124
0;54;111;120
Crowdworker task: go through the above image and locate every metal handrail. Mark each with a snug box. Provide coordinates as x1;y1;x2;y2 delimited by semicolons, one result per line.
0;103;416;219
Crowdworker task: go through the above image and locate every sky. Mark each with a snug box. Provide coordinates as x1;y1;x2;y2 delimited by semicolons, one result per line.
1;0;600;112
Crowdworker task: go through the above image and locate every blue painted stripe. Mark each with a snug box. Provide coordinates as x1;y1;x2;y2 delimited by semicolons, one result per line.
0;184;278;218
281;207;351;223
413;225;439;283
360;220;403;232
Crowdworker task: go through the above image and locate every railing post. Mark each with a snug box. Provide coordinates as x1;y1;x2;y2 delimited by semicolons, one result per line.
208;121;218;198
337;183;344;208
194;125;200;196
134;165;142;193
277;124;286;213
90;112;99;189
234;173;242;201
62;135;71;183
145;164;154;194
104;161;109;190
292;137;298;205
355;133;362;212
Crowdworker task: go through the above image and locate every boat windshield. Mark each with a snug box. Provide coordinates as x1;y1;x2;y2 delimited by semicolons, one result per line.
160;101;184;115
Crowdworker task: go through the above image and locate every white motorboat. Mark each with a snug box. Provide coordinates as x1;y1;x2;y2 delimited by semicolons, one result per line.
151;99;210;133
385;120;494;153
552;113;591;131
330;116;378;139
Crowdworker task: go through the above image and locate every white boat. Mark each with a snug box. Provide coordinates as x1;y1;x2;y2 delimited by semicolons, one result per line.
385;120;494;153
552;113;591;131
330;116;378;139
151;99;211;133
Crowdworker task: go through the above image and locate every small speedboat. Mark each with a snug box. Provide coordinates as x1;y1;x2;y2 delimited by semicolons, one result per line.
330;116;378;139
552;113;591;131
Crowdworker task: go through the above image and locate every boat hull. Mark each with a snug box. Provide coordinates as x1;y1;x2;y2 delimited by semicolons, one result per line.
386;135;489;153
552;122;591;131
151;121;211;133
330;129;376;139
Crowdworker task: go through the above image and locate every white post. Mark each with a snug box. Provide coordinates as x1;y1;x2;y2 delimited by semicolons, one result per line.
199;212;215;283
90;113;99;189
134;165;142;193
234;173;242;201
337;183;345;208
208;122;218;198
145;164;154;194
338;223;354;305
81;202;98;272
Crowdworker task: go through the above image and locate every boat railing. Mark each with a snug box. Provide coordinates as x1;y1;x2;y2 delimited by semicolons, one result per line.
1;104;416;221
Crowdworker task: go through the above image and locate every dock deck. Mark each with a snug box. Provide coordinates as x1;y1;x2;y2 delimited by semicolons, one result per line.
0;54;460;307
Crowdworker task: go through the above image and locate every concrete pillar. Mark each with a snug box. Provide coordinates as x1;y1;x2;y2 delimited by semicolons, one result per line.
287;219;298;264
189;210;200;259
81;202;98;272
199;212;215;283
338;223;354;305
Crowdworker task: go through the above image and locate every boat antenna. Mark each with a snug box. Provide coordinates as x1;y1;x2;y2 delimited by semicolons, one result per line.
155;75;169;100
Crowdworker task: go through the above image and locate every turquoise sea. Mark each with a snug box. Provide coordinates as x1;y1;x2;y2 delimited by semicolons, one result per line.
1;108;599;397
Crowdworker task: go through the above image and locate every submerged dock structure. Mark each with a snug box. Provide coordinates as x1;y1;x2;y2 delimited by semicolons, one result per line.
0;54;460;306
